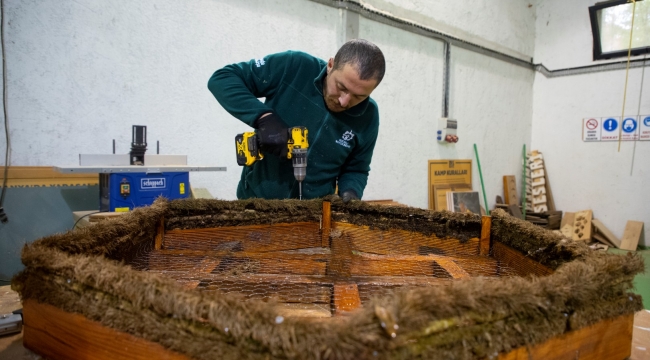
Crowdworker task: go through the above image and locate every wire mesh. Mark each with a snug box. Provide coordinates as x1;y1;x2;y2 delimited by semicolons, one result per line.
127;220;525;318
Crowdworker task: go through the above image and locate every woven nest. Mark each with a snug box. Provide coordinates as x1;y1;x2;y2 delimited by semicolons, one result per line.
11;197;644;360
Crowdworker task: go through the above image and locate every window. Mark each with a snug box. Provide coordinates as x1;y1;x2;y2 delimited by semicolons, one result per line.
589;0;650;60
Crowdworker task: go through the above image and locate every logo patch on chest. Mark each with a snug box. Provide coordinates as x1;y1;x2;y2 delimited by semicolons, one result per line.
335;130;355;148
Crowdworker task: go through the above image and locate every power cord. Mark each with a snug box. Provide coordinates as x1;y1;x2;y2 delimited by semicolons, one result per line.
72;211;101;230
0;0;9;223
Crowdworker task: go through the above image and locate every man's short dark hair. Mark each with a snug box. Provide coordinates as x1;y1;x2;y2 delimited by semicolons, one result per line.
333;39;385;85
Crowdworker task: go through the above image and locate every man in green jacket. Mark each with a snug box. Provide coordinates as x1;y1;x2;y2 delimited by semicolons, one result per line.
208;39;385;202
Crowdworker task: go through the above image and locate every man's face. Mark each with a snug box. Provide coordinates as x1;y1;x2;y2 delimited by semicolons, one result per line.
323;58;378;113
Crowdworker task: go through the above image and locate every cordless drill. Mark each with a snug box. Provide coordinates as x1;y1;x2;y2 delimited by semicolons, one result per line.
235;127;309;199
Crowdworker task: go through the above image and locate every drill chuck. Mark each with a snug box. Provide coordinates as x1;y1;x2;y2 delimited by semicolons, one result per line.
292;148;307;182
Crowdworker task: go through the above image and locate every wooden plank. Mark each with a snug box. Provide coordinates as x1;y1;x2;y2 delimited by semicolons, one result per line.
492;242;553;277
163;222;322;253
560;212;575;239
147;250;327;276
333;222;480;257
184;273;332;303
592;219;621;248
322;201;331;248
273;303;331;318
480;215;491;256
328;230;353;278
499;313;633;360
0;166;99;187
503;175;518;205
22;300;190;360
333;283;362;314
620;220;644;251
155;217;164;250
543;165;556;212
572;210;593;242
435;259;470;279
508;204;523;220
349;252;498;277
593;233;615;248
88;212;127;222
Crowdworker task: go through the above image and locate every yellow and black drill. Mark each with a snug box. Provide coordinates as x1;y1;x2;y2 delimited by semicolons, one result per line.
235;127;309;199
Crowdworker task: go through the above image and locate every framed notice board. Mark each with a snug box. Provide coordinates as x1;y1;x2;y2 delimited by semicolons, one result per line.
428;159;472;210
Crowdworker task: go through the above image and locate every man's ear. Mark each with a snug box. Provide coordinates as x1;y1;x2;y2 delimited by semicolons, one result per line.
327;58;334;74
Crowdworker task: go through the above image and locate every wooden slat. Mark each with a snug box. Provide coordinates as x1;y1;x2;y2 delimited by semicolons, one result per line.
328;231;353;278
155;217;165;250
22;300;190;360
435;259;470;279
322;201;331;248
543;165;556;212
163;222;322;253
560;212;575;239
0;166;98;187
480;215;491;256
349;252;498;277
273;303;331;318
592;219;621;248
499;314;633;360
189;273;332;304
492;242;553;277
620;220;643;251
333;283;362;314
333;222;480;257
147;250;327;276
503;175;518;205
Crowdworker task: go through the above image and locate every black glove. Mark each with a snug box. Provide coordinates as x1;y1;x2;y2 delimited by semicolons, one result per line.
253;113;289;158
340;189;359;204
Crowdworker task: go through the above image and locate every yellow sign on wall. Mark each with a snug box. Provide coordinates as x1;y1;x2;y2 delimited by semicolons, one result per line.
428;160;472;210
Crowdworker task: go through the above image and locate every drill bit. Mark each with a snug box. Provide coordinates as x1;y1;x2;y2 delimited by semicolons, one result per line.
292;147;307;201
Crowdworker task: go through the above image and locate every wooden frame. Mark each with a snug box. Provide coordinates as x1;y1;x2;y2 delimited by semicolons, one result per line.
19;200;638;360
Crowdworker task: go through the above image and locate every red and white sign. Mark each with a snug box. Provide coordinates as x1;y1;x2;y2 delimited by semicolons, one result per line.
582;118;601;141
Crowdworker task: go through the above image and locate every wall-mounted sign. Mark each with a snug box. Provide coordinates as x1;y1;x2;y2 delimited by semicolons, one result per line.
641;116;650;141
582;118;601;141
582;115;649;142
427;159;472;210
620;117;639;141
601;117;619;141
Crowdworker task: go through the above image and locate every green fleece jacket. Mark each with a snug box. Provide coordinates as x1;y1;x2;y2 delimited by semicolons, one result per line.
208;51;379;200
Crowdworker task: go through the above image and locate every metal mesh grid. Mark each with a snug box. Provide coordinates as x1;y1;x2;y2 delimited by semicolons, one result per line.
127;221;523;318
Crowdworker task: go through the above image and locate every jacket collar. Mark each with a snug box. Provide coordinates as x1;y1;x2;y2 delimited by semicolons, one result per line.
313;65;370;118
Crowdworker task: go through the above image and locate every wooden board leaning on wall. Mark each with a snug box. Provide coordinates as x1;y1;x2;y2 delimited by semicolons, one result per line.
0;166;98;187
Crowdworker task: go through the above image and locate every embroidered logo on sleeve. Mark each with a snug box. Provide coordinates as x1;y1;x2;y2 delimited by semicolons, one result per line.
335;130;355;148
255;58;266;68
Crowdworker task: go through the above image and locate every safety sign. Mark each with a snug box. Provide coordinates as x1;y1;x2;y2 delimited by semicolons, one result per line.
641;116;650;141
600;117;619;141
582;115;650;142
582;118;601;141
620;117;639;141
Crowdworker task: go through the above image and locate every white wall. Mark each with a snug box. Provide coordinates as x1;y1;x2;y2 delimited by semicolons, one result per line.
0;0;536;213
533;0;650;245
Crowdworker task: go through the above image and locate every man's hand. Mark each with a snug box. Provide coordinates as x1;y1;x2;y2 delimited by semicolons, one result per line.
340;189;359;204
254;113;289;158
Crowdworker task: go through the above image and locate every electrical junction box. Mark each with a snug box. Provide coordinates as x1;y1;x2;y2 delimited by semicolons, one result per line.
100;172;189;212
437;118;458;143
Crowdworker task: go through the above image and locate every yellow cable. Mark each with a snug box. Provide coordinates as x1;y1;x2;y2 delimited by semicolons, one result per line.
618;0;637;152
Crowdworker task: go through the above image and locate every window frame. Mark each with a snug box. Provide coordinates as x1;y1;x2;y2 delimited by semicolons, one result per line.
589;0;650;60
